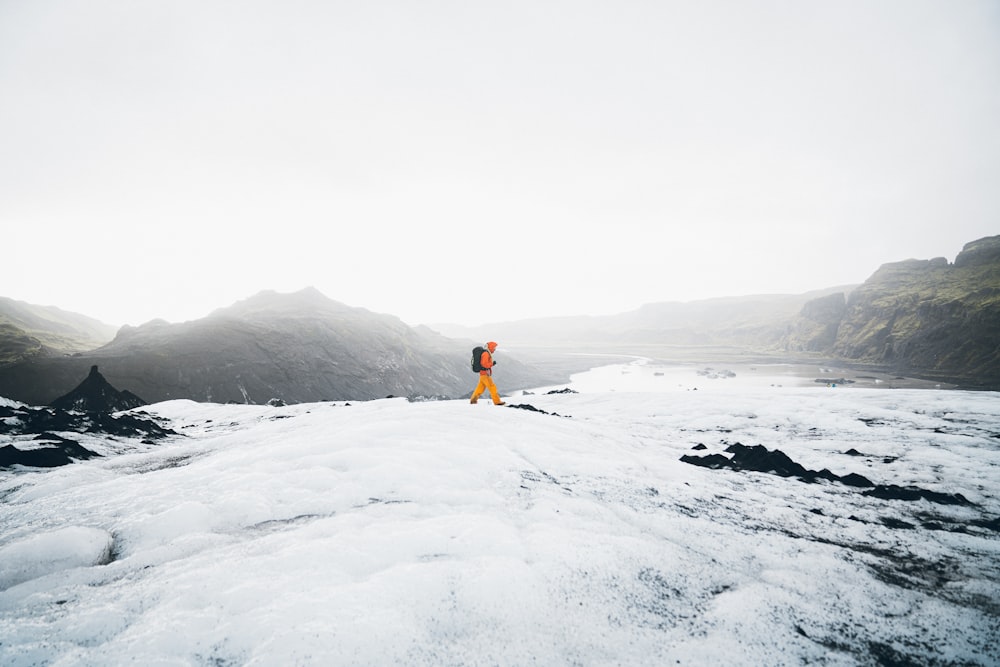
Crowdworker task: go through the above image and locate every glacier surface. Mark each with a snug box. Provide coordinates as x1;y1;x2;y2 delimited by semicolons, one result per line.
1;360;998;665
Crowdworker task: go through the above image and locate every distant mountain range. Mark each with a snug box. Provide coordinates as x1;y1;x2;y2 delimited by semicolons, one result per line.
0;288;558;405
432;286;857;349
437;236;1000;389
1;236;997;403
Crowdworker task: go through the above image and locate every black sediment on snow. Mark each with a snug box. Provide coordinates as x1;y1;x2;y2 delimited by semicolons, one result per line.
681;443;875;487
681;443;975;507
0;436;101;468
0;403;178;469
863;484;973;506
506;403;571;418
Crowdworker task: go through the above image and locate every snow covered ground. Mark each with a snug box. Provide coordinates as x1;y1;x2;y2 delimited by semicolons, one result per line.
1;360;998;666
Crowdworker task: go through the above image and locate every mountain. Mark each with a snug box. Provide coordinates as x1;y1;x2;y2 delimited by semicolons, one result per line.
3;237;996;401
437;236;1000;388
0;288;559;406
0;297;117;365
49;365;147;413
1;376;997;665
787;235;1000;386
432;287;855;350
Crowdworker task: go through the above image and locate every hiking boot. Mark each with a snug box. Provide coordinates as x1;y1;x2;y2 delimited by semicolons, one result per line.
470;398;478;404
495;401;506;406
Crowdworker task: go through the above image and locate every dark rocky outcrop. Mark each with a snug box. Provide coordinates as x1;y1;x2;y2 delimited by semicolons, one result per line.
681;443;875;487
0;404;177;441
681;443;975;507
0;401;177;469
506;403;570;417
863;484;973;506
50;365;147;413
0;433;101;468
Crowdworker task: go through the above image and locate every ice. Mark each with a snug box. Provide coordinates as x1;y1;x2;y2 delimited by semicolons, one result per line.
0;526;113;590
0;364;998;665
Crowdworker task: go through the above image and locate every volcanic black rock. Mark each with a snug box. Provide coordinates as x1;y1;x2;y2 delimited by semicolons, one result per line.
506;403;569;417
50;365;147;413
864;484;973;506
682;444;978;508
681;443;875;487
0;400;177;469
0;433;101;468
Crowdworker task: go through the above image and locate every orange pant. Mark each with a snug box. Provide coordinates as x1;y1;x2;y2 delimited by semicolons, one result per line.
470;374;502;404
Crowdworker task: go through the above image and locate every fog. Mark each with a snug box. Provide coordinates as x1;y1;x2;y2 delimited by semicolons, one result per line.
1;1;997;326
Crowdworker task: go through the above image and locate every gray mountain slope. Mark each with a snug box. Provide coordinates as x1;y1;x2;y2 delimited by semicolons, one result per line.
0;288;558;405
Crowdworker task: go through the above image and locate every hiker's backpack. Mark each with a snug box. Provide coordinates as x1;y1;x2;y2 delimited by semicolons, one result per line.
471;346;486;373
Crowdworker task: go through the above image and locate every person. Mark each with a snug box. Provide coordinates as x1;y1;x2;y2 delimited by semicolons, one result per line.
470;341;505;405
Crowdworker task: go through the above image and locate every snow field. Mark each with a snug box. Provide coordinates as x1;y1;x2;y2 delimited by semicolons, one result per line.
0;371;998;665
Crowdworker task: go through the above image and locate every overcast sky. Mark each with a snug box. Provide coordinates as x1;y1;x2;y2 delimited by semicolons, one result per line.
1;0;997;328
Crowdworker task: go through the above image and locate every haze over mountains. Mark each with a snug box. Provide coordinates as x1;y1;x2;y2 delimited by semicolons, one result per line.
440;236;1000;388
0;289;557;406
0;235;998;404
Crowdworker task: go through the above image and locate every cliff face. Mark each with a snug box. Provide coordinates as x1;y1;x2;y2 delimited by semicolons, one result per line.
808;236;1000;385
831;257;952;360
780;292;847;353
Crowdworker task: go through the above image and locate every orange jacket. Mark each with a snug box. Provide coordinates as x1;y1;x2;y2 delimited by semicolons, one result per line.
479;349;494;376
480;342;498;375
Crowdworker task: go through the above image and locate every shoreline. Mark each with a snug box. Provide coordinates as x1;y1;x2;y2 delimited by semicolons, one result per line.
508;345;981;392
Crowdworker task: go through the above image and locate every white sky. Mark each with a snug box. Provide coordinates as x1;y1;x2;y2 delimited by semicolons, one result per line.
1;0;998;327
